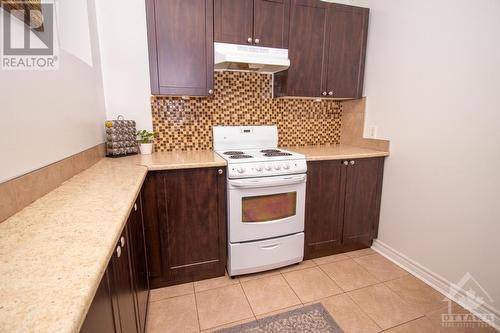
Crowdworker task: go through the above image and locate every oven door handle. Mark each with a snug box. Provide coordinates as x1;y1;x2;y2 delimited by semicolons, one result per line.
230;174;306;189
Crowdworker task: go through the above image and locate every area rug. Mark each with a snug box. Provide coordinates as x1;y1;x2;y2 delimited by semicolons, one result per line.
214;303;344;333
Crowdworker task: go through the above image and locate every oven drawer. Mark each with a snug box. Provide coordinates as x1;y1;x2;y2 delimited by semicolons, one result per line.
228;233;304;276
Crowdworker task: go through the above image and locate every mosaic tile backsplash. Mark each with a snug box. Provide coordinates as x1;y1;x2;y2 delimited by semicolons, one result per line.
151;72;342;151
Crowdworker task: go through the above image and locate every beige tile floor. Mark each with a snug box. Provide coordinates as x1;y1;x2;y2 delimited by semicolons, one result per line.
146;249;498;333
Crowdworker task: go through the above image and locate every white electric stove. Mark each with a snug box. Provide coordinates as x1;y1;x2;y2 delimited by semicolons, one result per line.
213;125;306;277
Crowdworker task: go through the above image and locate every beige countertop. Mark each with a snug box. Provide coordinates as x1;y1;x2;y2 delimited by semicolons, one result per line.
138;149;227;170
285;144;389;161
0;158;148;333
0;146;387;333
0;150;225;333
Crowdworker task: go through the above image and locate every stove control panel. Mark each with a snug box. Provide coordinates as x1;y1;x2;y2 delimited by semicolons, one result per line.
227;160;307;179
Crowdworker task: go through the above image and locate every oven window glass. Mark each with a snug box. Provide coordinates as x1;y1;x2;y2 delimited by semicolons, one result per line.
242;192;297;223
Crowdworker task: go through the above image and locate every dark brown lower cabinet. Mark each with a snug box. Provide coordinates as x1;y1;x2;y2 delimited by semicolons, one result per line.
80;269;116;333
142;167;227;288
81;195;149;333
129;197;149;333
109;226;137;333
304;157;384;259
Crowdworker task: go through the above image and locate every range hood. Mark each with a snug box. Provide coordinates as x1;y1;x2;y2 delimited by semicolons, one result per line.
214;42;290;74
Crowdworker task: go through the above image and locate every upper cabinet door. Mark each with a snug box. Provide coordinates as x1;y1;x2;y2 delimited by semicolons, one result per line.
146;0;214;96
324;4;369;99
253;0;290;48
214;0;254;45
285;0;328;97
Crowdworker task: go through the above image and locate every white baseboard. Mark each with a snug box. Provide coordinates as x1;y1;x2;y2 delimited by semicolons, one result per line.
371;239;500;331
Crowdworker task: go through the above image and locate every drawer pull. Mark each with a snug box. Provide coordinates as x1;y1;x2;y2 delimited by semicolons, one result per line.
260;243;281;250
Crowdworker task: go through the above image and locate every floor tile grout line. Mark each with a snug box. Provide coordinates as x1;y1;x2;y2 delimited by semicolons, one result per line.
149;291;195;303
318;257;385;290
201;315;256;333
280;271;306;306
301;291;346;306
315;263;369;293
279;262;318;274
344;288;384;331
193;288;202;333
194;281;241;294
378;314;427;332
312;256;352;266
237;271;281;284
345;283;428;331
239;280;258;318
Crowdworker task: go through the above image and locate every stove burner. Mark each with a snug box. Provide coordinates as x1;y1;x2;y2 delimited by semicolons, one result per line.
229;154;253;159
260;149;281;154
264;152;293;157
223;151;244;155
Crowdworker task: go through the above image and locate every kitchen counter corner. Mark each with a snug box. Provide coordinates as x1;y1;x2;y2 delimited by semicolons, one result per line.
284;144;389;161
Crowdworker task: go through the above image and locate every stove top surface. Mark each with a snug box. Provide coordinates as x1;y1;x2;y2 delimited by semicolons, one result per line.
216;148;304;163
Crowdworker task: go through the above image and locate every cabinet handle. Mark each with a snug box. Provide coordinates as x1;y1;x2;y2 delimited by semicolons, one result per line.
343;161;349;166
254;38;260;44
218;169;223;175
120;236;125;247
322;91;327;96
328;91;334;96
208;89;214;95
134;203;137;211
350;160;356;165
116;246;121;258
247;37;253;43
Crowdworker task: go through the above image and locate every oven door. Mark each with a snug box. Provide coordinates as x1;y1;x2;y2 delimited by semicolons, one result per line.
228;174;306;242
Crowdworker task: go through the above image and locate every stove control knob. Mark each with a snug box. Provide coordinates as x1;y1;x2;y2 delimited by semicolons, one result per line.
265;165;272;171
237;167;246;174
283;164;290;170
274;164;281;170
255;165;263;172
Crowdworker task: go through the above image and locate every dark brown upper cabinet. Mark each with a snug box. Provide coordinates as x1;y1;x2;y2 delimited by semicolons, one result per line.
274;0;369;99
145;0;214;96
274;0;328;98
304;158;384;260
214;0;290;49
323;4;369;99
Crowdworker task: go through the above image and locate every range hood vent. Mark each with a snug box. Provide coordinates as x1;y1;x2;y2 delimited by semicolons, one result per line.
214;42;290;74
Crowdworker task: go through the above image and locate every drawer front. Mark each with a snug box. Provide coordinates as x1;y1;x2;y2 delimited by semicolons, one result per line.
228;233;304;276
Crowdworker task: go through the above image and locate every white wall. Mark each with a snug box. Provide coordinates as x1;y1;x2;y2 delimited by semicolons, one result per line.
354;0;500;315
94;0;152;131
0;0;106;183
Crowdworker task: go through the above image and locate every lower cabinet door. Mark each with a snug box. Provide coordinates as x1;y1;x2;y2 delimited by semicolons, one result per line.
80;268;116;333
161;167;227;285
81;194;149;333
142;167;227;288
129;196;150;333
110;229;138;333
342;157;384;247
304;160;345;259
